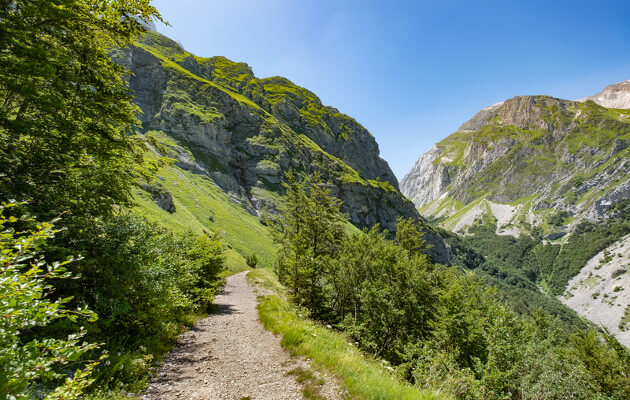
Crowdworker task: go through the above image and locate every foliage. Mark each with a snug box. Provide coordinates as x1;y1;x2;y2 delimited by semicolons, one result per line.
57;212;224;347
274;173;630;400
0;0;161;227
16;212;223;392
246;254;259;268
248;268;446;400
0;204;98;399
0;1;234;395
275;170;345;316
328;225;437;362
461;208;630;296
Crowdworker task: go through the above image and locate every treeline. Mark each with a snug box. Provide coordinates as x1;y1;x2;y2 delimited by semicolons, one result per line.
275;172;630;400
0;1;225;398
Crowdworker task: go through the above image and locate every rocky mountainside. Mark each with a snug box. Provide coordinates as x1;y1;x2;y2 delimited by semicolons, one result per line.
114;31;454;263
401;88;630;238
401;83;630;345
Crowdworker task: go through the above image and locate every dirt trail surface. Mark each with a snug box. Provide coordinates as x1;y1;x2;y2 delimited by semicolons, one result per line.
142;271;341;400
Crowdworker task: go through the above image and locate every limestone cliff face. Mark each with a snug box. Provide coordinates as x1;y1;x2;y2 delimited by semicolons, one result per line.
401;89;630;237
580;80;630;109
116;32;454;263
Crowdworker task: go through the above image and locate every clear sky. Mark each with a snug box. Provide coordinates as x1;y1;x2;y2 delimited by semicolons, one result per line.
151;0;630;180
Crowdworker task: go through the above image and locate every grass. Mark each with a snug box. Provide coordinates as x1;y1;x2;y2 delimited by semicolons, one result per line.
247;268;450;400
287;367;328;400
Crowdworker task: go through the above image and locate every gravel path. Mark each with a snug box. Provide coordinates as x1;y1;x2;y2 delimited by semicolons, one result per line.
142;271;341;400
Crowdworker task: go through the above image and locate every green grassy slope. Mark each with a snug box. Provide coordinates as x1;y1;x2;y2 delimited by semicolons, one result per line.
133;148;277;272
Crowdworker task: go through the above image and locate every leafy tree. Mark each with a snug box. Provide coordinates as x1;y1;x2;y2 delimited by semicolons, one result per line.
570;329;630;399
331;225;438;362
56;214;225;342
0;204;99;399
0;0;161;226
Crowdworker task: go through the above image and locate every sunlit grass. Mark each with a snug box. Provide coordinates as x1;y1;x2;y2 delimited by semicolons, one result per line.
248;268;451;400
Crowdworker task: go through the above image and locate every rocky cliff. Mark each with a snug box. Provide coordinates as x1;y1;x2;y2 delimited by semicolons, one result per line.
580;80;630;109
401;89;630;238
115;31;454;263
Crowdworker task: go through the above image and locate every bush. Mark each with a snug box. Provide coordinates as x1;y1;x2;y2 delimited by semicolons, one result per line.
0;204;99;399
46;213;225;389
246;254;259;268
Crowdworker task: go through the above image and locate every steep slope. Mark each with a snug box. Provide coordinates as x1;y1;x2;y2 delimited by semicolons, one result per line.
114;31;454;263
401;84;630;344
561;234;630;347
401;92;630;238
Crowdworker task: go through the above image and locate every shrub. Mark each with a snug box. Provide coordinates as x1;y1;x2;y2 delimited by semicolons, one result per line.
0;204;99;399
246;254;259;268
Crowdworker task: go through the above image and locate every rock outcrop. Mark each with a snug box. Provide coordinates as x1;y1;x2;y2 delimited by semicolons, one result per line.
141;183;176;213
579;80;630;109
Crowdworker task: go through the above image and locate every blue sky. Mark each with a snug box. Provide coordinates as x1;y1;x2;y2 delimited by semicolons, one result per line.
151;0;630;179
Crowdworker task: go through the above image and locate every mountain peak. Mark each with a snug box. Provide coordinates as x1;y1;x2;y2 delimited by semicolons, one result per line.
579;79;630;109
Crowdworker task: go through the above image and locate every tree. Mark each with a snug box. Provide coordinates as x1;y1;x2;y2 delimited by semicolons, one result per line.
0;0;162;226
275;170;346;314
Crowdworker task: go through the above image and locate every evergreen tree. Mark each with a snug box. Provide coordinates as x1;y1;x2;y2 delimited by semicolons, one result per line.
275;170;345;315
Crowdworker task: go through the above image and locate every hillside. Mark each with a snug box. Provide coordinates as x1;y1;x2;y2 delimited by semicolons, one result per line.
114;31;455;264
401;84;630;345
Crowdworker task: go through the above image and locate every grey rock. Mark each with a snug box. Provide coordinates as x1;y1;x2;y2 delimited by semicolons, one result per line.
578;80;630;109
141;183;176;213
401;93;630;236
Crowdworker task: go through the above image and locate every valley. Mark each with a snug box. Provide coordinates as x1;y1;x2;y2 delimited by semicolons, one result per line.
402;83;630;346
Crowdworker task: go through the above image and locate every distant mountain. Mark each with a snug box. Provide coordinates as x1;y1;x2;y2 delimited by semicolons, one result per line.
579;80;630;109
114;31;455;264
401;88;630;237
401;82;630;345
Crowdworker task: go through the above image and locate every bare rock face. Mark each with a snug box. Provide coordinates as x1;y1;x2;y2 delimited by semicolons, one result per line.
458;101;504;132
400;146;450;208
121;32;456;264
579;80;630;109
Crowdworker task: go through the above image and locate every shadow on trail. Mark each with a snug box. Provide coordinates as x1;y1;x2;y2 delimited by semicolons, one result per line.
211;303;240;315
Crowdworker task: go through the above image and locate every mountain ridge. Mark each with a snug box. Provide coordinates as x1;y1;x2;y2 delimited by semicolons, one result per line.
401;90;630;237
401;82;630;346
